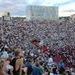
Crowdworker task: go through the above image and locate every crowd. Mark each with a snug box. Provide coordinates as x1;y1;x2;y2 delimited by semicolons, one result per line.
0;17;75;50
0;41;75;75
0;17;75;75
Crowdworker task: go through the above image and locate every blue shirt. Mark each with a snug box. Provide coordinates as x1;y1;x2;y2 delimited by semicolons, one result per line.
32;66;42;75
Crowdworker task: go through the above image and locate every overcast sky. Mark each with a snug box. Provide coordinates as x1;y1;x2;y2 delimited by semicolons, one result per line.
0;0;75;17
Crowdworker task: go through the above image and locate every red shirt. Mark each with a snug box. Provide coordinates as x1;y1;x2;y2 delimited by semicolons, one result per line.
41;45;48;53
54;54;62;64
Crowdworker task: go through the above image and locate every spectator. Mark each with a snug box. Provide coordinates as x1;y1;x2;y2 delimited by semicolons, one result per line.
10;50;24;75
0;59;4;75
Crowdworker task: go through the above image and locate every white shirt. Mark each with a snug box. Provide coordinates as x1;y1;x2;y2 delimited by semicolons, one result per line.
50;73;54;75
1;51;9;59
48;57;54;67
48;57;53;63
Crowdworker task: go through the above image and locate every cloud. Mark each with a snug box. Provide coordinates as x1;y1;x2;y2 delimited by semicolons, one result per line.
0;0;26;16
63;9;75;12
41;0;72;6
10;4;26;16
59;2;75;16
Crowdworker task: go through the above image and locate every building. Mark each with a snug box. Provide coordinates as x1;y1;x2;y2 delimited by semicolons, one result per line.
2;12;11;21
26;5;58;21
70;14;75;20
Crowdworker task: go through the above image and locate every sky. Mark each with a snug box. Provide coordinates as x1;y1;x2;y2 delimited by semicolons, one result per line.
0;0;75;17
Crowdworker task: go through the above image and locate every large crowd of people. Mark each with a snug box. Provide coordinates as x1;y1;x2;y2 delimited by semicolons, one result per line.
0;17;75;75
0;17;75;50
0;42;75;75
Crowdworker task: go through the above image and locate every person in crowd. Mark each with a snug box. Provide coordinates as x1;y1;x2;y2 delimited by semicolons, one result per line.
5;59;13;75
47;55;54;68
58;60;66;75
10;50;24;75
1;48;9;59
32;59;43;75
25;59;33;75
0;59;5;75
